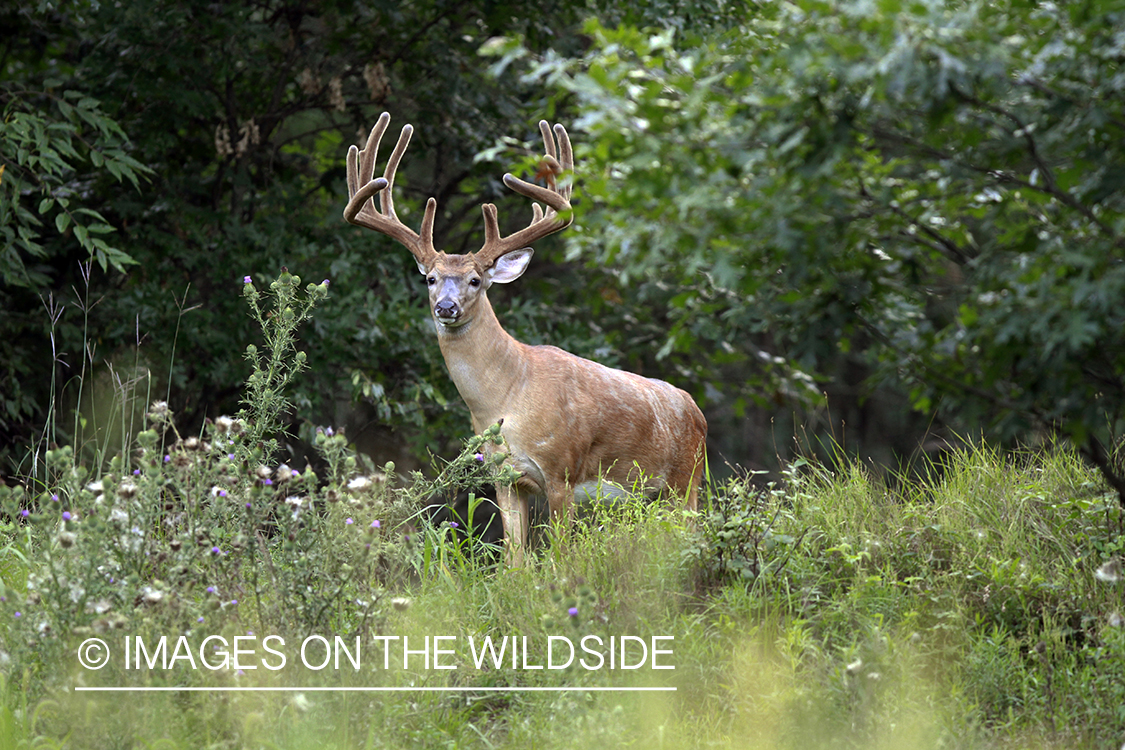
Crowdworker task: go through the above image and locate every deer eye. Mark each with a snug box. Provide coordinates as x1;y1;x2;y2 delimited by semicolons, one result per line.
426;276;436;286
468;277;481;288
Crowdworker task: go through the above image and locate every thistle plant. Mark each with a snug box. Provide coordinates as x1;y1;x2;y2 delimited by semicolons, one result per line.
239;269;329;461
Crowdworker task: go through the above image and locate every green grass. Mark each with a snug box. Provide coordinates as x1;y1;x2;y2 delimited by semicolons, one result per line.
2;442;1123;749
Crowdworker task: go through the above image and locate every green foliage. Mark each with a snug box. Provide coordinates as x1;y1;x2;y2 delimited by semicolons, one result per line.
0;85;148;290
500;0;1125;493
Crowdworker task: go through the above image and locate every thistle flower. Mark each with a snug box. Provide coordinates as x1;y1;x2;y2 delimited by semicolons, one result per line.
1095;560;1122;584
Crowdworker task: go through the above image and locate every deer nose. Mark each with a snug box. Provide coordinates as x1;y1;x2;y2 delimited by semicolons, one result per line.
434;299;460;319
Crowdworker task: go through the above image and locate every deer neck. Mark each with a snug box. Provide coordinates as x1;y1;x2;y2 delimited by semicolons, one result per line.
434;296;526;425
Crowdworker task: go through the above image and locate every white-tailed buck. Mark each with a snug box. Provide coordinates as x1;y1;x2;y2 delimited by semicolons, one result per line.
343;112;707;564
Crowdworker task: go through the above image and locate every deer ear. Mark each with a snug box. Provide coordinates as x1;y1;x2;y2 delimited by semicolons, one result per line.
488;247;533;284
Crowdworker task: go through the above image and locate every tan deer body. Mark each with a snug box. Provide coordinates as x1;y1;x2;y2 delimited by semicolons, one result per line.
344;112;706;564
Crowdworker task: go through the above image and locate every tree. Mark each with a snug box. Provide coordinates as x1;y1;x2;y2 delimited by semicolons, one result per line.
501;0;1125;501
0;3;150;451
2;0;753;472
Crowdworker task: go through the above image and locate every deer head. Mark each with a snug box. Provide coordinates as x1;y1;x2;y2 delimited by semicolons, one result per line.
343;112;573;333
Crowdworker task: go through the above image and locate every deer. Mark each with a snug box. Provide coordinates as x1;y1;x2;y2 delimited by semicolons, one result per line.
343;112;707;565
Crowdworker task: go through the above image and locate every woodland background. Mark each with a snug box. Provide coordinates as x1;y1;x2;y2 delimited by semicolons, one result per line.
3;0;1124;493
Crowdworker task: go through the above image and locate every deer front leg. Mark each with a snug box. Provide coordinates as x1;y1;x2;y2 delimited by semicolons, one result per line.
497;484;529;566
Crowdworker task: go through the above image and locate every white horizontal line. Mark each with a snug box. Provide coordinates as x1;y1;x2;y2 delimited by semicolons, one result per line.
74;686;675;692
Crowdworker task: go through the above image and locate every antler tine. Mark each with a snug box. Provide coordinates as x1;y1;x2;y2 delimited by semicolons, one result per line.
343;112;437;268
475;120;574;266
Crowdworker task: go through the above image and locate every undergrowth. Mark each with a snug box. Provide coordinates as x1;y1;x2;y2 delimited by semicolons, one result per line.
0;271;1123;749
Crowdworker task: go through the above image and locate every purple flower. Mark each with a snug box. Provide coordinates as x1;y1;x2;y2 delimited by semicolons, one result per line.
206;586;215;593
20;509;28;518
568;607;578;617
218;490;227;498
51;493;59;502
243;275;252;284
62;511;71;521
133;469;141;476
473;453;485;463
322;279;330;286
14;612;21;618
346;518;354;525
164;454;171;463
211;546;221;555
371;520;381;529
198;616;204;622
450;521;459;529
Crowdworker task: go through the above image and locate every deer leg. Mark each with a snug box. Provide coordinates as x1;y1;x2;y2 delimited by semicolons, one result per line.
497;484;529;566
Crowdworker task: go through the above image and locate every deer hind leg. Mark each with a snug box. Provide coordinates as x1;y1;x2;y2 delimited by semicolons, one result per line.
497;484;530;566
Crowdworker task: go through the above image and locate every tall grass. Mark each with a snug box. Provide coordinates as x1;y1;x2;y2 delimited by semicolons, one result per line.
1;271;1123;749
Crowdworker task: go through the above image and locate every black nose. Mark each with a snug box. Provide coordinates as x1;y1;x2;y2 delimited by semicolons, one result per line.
435;300;459;318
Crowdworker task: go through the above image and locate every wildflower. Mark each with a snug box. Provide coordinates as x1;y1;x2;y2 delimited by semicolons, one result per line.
132;469;140;476
14;612;21;618
346;518;354;525
20;509;28;518
142;588;165;604
206;586;216;593
371;520;381;529
211;546;222;555
261;478;273;486
244;275;252;284
58;532;76;548
51;493;59;502
473;453;485;463
449;521;459;529
348;476;372;491
1095;560;1122;584
164;455;171;463
322;279;330;286
198;616;204;623
568;607;578;617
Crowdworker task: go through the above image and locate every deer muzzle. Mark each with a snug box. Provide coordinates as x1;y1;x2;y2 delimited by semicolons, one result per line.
434;298;461;326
